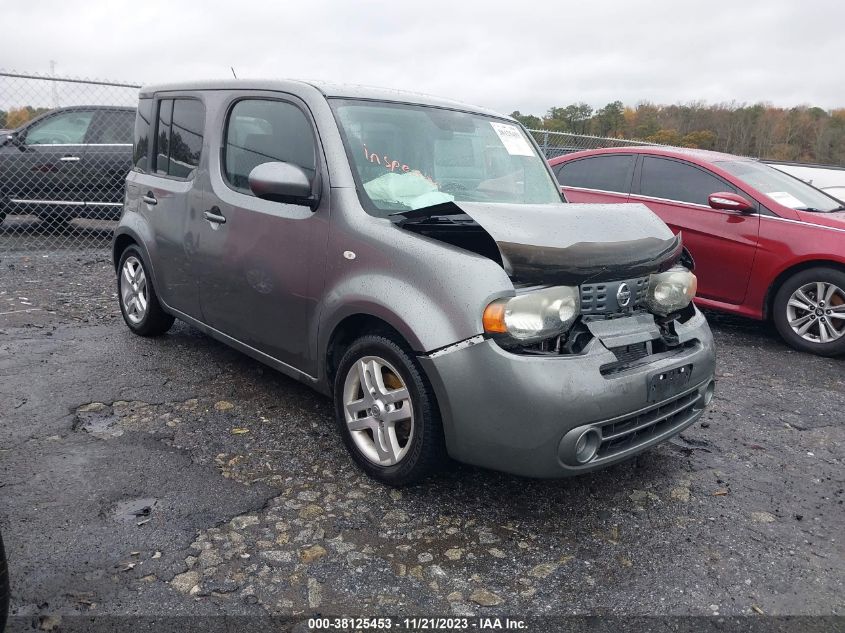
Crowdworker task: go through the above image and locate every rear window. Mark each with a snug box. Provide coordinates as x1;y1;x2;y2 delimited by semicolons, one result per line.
639;156;734;205
153;98;205;179
133;99;153;172
555;155;634;193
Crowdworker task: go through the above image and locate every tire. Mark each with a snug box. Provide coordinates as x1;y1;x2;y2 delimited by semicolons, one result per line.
0;528;9;633
333;334;446;486
117;245;175;337
772;267;845;357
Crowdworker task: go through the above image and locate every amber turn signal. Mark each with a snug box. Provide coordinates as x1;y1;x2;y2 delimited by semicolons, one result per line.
482;300;508;333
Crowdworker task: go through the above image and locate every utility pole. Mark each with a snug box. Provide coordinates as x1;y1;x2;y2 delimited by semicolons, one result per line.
49;60;59;107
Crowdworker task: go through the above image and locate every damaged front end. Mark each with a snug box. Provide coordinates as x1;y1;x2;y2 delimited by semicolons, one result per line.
395;200;699;366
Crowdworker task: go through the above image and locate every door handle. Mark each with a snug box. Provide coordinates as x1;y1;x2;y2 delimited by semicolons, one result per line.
60;155;80;162
142;192;157;206
203;208;227;224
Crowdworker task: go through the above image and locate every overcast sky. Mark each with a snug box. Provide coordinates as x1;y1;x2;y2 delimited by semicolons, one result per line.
2;0;843;115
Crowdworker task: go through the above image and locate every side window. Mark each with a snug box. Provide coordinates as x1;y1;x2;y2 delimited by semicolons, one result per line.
640;156;735;205
223;99;316;194
133;99;153;171
153;98;204;179
554;155;635;193
169;100;205;179
24;110;94;145
155;99;173;175
90;110;135;144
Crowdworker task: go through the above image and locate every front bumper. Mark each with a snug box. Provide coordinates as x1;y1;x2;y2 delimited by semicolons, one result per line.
419;308;716;478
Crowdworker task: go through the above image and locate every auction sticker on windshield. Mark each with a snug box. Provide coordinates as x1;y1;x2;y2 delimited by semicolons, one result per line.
490;122;535;156
767;190;805;209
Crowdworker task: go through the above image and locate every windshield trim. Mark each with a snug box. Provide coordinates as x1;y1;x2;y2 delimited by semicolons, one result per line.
328;97;563;216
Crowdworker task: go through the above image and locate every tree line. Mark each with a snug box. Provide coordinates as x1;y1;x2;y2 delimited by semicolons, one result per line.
5;101;845;166
0;106;52;130
511;101;845;166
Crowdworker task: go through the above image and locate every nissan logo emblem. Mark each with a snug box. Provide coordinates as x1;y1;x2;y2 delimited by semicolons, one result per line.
616;283;632;307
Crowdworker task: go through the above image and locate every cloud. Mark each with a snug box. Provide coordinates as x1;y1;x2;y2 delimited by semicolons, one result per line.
1;0;842;115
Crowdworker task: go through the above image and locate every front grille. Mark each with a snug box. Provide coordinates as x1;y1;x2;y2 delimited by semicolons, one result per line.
581;276;649;318
600;340;699;376
609;342;650;365
596;388;701;458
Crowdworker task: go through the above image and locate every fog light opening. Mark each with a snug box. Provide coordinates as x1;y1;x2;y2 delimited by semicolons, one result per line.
574;428;601;464
703;380;716;406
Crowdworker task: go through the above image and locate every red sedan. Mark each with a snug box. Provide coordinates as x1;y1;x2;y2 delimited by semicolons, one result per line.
549;147;845;356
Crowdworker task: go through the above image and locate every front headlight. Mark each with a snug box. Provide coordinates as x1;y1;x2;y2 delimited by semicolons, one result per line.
646;267;697;316
483;286;580;343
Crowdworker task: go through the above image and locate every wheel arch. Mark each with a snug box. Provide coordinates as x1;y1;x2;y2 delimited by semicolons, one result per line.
323;313;412;387
112;232;139;271
764;259;845;320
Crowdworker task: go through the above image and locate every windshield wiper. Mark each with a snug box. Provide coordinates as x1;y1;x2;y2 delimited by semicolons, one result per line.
798;206;845;213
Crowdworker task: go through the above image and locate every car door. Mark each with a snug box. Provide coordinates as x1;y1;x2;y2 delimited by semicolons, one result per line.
629;155;760;305
195;94;327;374
552;154;635;203
131;96;205;317
1;108;95;211
83;108;134;219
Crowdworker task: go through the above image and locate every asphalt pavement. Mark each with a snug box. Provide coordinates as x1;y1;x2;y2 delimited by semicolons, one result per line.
0;249;842;628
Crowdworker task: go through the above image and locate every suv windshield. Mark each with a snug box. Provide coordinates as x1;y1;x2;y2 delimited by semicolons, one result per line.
716;160;844;213
331;99;561;215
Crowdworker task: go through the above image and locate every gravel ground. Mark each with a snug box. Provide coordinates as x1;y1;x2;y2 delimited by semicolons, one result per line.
0;250;843;626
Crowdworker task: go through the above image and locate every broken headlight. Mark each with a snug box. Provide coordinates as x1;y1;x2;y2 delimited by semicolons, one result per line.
646;267;697;316
483;286;580;343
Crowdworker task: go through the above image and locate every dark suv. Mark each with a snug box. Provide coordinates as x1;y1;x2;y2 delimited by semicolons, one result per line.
0;105;134;226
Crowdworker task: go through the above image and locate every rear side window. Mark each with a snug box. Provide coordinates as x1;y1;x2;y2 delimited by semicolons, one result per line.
223;99;316;194
555;155;635;193
639;156;734;205
90;109;134;145
153;98;205;179
169;100;205;179
133;99;152;171
155;99;173;176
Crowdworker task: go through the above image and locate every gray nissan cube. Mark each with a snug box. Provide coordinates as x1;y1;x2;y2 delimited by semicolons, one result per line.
113;80;716;486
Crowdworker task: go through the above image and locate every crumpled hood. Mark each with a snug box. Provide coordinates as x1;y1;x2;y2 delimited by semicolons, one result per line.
399;201;682;285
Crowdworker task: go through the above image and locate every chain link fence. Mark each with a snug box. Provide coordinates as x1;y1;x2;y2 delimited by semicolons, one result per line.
0;71;140;253
527;129;656;160
0;70;661;255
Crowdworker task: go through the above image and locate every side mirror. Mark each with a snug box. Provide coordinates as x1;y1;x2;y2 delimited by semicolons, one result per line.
248;161;319;210
708;191;754;213
3;132;22;148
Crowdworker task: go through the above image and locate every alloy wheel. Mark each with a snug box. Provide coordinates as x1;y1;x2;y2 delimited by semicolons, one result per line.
120;255;148;324
342;355;415;466
786;281;845;344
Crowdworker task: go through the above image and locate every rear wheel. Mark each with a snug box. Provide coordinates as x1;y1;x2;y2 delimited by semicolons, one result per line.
117;246;175;337
333;334;446;486
773;267;845;356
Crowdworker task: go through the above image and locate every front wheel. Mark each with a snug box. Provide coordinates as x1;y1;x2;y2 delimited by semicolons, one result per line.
773;267;845;356
117;246;175;337
334;334;446;486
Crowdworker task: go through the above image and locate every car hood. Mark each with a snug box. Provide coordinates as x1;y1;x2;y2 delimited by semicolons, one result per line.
794;209;845;231
397;201;682;285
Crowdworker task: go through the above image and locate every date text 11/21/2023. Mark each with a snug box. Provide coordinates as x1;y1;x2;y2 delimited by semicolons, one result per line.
307;617;529;630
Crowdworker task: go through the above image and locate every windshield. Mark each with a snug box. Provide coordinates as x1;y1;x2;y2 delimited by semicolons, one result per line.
716;160;844;213
331;99;562;216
